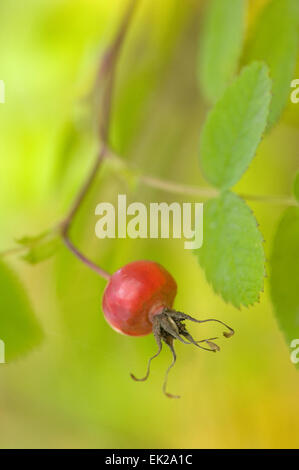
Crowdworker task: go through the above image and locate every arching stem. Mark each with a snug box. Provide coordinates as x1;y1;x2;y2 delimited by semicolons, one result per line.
59;1;138;280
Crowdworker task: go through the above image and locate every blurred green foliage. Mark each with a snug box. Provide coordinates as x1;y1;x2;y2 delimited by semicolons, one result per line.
198;0;246;103
0;0;299;450
0;260;43;361
244;0;299;130
270;207;299;369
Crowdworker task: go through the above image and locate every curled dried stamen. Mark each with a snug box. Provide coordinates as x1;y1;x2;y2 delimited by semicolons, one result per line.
131;309;234;399
195;336;220;351
181;329;219;352
130;317;162;382
205;341;220;351
196;336;218;344
163;337;180;399
177;321;220;352
159;315;190;345
130;341;162;382
166;310;234;339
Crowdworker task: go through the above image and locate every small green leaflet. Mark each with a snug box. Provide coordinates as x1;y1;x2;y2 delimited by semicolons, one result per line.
198;0;247;103
195;191;265;308
21;238;61;265
293;171;299;203
16;231;61;265
0;260;43;361
16;230;50;246
244;0;299;131
200;62;271;190
270;207;299;368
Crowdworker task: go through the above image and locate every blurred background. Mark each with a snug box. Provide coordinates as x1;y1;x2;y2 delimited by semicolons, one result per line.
0;0;299;449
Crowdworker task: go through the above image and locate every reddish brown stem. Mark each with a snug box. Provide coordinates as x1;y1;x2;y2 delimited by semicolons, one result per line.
61;1;138;280
62;234;111;281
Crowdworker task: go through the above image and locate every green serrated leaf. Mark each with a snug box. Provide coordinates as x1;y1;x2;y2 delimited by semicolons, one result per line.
270;207;299;368
200;62;271;189
293;171;299;202
21;236;61;265
244;0;299;131
195;191;265;308
198;0;247;103
0;260;43;362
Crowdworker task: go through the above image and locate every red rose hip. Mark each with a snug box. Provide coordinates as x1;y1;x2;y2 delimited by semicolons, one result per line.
102;260;234;398
102;260;177;336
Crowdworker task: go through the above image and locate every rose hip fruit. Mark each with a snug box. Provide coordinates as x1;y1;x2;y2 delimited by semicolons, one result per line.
102;260;234;398
103;260;177;336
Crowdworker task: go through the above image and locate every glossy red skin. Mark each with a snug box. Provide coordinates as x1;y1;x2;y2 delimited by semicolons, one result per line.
102;260;177;336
